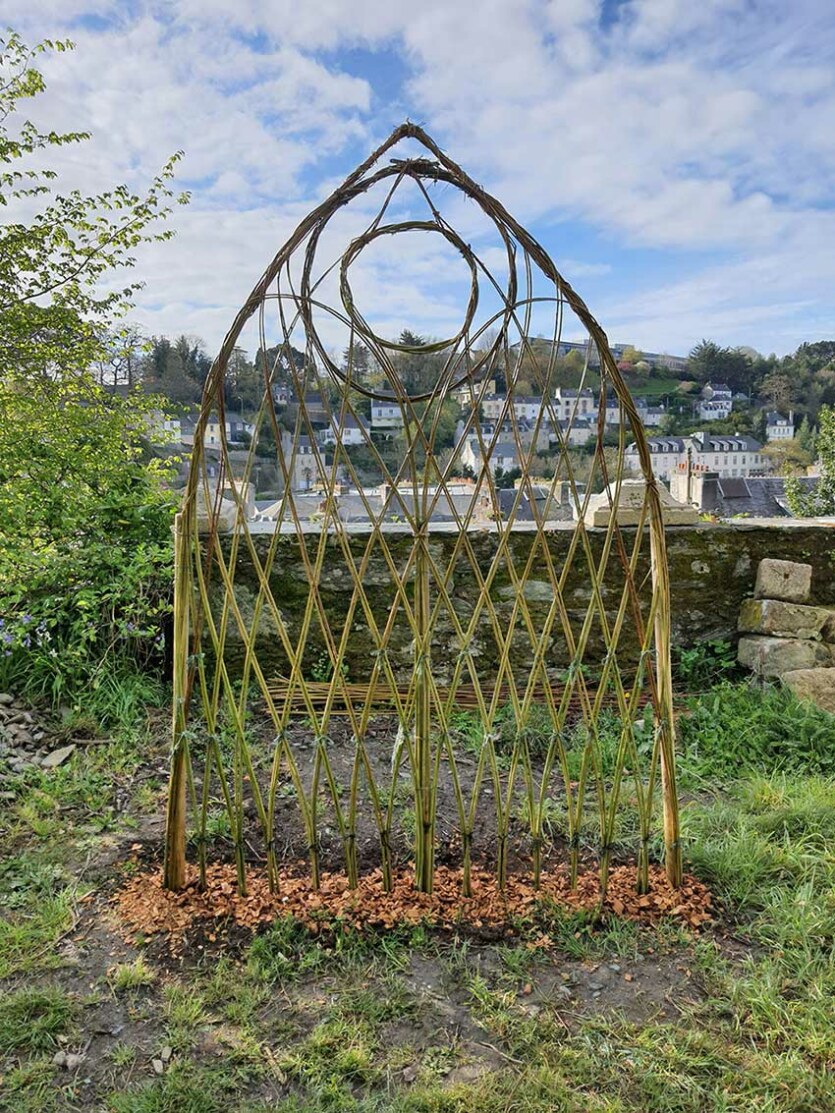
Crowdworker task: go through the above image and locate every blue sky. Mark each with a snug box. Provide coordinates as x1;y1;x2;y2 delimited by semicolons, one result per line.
7;0;835;358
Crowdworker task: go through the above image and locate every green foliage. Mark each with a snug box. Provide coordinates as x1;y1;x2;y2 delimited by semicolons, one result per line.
785;404;835;516
678;681;835;778
0;375;177;701
0;31;186;342
672;638;738;687
247;916;329;982
108;1062;256;1113
687;339;754;393
142;334;210;404
0;29;185;702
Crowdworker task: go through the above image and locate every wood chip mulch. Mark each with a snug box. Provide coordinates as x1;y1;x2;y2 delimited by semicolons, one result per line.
113;862;713;949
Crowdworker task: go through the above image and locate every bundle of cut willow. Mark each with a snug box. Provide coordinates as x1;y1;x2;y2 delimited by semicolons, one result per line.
264;676;688;716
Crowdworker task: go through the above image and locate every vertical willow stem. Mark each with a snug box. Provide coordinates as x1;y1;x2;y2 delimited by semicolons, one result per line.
414;529;434;893
164;511;189;890
649;504;683;888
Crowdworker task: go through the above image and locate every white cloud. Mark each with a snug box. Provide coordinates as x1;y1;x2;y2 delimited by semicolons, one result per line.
3;0;835;356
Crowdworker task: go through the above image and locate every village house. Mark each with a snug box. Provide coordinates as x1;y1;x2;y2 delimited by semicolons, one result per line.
669;472;818;517
318;413;371;447
697;382;733;421
460;435;519;476
370;393;404;430
765;411;794;442
194;412;254;450
626;431;770;482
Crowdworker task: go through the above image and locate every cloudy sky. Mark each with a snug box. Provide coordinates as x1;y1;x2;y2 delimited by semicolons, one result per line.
8;0;835;358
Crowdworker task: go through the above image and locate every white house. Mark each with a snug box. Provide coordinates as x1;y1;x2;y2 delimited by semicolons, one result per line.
625;431;770;482
202;413;254;449
145;411;182;446
554;387;597;422
370;395;403;430
460;436;519;476
765;411;794;442
481;394;508;422
558;418;596;447
624;436;686;481
450;376;496;406
279;432;317;491
512;395;544;422
698;382;733;421
318;413;370;448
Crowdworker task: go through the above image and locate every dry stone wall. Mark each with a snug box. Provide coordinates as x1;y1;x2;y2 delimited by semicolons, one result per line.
215;522;835;682
736;556;835;711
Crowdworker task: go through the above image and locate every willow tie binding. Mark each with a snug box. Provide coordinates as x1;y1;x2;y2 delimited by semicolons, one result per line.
163;122;682;901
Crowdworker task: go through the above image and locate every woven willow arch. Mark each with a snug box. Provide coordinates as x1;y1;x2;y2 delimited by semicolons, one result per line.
164;123;681;899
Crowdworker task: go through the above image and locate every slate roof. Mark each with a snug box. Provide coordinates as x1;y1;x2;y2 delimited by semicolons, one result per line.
713;476;818;518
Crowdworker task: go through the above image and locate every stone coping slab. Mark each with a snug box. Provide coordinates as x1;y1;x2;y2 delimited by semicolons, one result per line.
739;599;835;642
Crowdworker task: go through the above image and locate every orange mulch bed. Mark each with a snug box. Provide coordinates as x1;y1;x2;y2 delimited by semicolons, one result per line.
113;862;713;947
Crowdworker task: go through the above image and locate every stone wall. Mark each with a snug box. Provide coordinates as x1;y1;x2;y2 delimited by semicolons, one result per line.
214;521;835;682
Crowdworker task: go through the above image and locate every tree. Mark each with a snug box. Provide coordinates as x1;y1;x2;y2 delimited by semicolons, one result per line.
341;340;371;380
619;345;643;368
225;346;263;413
687;340;754;394
141;334;210;404
92;324;148;390
796;415;816;455
760;368;796;413
785;405;835;517
0;30;185;703
392;330;448;395
1;32;186;366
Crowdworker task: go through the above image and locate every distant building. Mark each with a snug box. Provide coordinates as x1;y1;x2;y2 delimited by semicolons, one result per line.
280;432;316;491
625;431;769;482
145;411;182;445
765;411;794;442
624;436;686;481
512;395;544;422
460;436;519;476
554;387;596;421
318;413;370;448
202;412;254;449
670;473;818;518
698;382;733;421
450;376;496;406
370;394;403;430
481;394;508;422
302;391;330;426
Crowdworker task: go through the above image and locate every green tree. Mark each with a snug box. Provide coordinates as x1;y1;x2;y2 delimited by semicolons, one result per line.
796;414;816;455
785;405;835;517
619;345;643;368
0;30;186;702
687;340;754;393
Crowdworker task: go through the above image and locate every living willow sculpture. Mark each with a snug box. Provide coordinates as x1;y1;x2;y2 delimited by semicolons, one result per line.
163;123;681;900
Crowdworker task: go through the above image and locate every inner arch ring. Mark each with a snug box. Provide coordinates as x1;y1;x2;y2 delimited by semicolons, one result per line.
338;221;480;354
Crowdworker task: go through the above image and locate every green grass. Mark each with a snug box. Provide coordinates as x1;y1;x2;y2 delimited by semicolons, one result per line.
4;674;835;1111
0;887;78;980
0;987;76;1054
107;957;157;993
678;681;835;779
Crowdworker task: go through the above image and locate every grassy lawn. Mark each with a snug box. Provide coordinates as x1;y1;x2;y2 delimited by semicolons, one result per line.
1;679;834;1111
